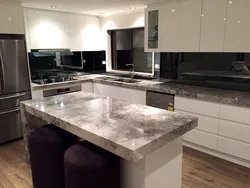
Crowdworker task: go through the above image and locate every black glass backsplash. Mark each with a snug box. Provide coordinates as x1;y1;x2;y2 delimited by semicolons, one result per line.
160;52;250;92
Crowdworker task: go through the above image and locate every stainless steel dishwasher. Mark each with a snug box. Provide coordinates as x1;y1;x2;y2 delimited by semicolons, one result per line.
146;91;175;111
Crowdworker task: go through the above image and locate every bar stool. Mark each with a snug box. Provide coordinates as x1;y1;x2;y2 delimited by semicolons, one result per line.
28;124;77;188
64;141;120;188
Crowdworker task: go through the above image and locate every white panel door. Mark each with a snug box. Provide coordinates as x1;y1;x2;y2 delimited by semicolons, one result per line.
130;89;146;105
0;3;24;34
28;9;70;49
224;0;250;52
179;0;202;52
69;14;100;51
160;1;181;52
200;0;227;52
183;129;218;150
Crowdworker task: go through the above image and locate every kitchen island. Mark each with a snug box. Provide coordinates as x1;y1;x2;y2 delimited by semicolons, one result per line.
21;91;197;188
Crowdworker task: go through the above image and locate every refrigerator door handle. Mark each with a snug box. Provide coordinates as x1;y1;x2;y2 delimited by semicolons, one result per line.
0;107;20;116
0;49;5;89
0;92;26;100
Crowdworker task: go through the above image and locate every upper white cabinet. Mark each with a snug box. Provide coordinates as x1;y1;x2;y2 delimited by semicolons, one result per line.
0;2;24;34
27;9;70;49
161;1;180;52
24;8;101;51
179;0;202;52
145;3;161;52
68;14;100;51
200;0;227;52
224;0;250;52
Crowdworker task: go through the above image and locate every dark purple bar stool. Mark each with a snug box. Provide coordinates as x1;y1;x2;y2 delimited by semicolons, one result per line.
64;141;120;188
28;124;77;188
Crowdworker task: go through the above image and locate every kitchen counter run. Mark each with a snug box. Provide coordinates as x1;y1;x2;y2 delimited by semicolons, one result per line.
31;74;250;108
21;91;197;162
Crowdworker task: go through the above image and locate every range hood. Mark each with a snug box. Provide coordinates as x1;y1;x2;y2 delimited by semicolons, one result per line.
31;49;74;57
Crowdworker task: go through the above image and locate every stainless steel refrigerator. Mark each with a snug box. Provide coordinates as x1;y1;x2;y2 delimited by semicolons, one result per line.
0;34;31;144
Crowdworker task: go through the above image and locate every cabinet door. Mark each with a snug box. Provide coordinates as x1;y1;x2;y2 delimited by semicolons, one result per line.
161;1;181;52
130;89;146;105
0;3;24;34
224;0;250;52
200;0;227;52
69;14;100;51
145;3;161;52
28;9;69;49
179;0;202;52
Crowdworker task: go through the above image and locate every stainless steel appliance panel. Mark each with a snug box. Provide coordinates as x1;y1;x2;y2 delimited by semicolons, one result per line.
43;85;81;97
0;107;22;144
0;39;30;94
0;91;31;111
146;91;175;111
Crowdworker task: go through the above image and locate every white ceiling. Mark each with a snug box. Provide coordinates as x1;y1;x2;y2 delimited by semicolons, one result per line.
15;0;164;16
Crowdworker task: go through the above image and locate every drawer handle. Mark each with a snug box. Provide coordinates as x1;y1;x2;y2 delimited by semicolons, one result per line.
0;92;26;100
0;108;20;115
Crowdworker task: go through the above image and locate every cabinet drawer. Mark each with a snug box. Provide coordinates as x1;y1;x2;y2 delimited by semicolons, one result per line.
176;110;219;134
183;129;218;150
175;97;220;117
220;104;250;125
218;137;250;161
219;120;250;144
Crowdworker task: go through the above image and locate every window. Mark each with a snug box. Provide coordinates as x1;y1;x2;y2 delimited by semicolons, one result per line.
110;28;153;74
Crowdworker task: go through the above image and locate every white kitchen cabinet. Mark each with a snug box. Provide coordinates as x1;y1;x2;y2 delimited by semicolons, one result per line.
130;89;146;105
0;2;24;34
183;129;218;150
68;14;100;51
224;0;250;52
219;120;250;144
179;0;202;52
144;3;162;52
160;1;181;52
81;82;93;93
27;9;70;49
218;137;250;161
175;96;220;118
176;110;219;134
94;83;130;101
200;0;227;52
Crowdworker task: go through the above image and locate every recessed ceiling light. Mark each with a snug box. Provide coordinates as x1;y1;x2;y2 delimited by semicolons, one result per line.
172;9;175;12
229;1;232;3
51;6;57;9
130;7;136;10
8;17;11;20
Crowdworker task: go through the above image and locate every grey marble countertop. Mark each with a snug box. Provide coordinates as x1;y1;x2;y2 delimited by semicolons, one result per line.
21;92;197;162
31;74;250;108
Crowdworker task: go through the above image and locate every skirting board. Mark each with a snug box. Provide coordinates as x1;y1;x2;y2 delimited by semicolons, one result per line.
184;141;250;168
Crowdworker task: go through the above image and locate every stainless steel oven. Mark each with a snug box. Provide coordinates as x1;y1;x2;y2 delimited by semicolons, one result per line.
43;85;81;97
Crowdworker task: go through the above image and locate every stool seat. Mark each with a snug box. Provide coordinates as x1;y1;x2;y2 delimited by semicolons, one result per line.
64;141;120;188
28;124;77;188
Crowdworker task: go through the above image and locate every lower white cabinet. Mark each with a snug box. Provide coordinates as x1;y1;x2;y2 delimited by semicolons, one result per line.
218;137;250;161
130;89;146;105
94;83;130;101
218;120;250;144
183;129;218;150
81;82;93;93
93;83;146;104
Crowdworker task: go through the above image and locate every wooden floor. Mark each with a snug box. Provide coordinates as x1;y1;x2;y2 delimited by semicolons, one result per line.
0;140;249;188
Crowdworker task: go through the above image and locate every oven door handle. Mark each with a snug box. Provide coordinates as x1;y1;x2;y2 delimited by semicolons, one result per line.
0;92;26;100
0;107;20;115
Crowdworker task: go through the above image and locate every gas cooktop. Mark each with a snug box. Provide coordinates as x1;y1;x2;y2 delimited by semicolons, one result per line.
32;75;78;85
